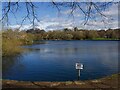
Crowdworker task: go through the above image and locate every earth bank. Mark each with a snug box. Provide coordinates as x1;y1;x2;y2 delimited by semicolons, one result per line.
2;73;119;89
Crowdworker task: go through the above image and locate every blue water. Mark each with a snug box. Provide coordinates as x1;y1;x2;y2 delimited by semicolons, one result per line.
3;40;119;81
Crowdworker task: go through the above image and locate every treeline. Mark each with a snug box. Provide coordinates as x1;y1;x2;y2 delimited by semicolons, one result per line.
2;28;119;56
26;27;120;40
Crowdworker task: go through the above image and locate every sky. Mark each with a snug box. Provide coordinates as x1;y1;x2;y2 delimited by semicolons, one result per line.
2;2;119;31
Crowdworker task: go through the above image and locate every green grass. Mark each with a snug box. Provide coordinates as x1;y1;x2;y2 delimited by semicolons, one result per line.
92;38;119;40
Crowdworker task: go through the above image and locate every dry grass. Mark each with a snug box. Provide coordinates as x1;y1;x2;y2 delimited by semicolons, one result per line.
2;38;23;56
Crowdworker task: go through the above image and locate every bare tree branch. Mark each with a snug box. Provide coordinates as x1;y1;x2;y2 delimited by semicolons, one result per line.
1;1;115;30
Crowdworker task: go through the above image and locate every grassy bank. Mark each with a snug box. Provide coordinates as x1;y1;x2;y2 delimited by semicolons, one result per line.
2;38;23;56
2;30;34;56
2;73;119;89
91;38;119;40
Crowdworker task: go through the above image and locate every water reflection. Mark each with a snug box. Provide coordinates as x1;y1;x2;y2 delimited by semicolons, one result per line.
3;55;25;77
3;40;119;81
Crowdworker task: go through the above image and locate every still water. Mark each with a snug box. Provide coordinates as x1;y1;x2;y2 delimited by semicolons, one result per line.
3;40;119;81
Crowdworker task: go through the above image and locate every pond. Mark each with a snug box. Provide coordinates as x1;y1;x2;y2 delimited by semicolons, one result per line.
3;40;119;81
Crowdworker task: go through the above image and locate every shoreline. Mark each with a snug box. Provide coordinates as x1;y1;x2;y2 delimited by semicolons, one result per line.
2;73;119;89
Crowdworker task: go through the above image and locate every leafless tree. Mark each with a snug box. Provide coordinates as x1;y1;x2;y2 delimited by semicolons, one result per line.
1;1;118;30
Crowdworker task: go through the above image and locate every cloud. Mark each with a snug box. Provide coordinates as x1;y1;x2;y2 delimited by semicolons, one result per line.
102;3;118;16
8;3;118;31
61;9;72;15
8;17;74;31
83;3;118;30
42;18;74;31
61;9;82;18
8;24;30;30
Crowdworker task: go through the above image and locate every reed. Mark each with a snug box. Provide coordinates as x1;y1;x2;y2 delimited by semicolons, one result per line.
2;38;23;56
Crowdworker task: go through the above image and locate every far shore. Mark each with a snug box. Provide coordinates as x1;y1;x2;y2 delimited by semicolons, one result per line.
2;73;120;89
